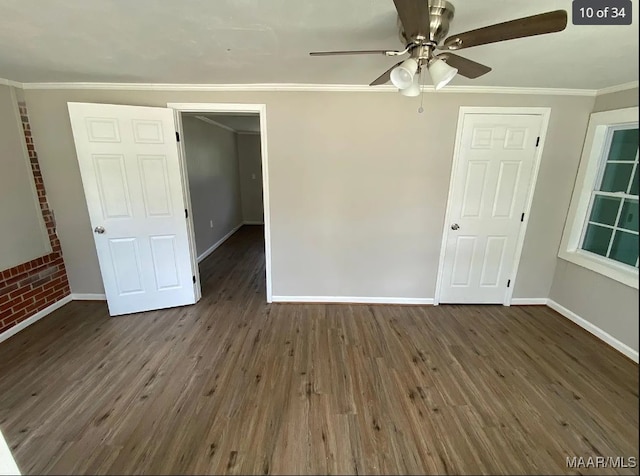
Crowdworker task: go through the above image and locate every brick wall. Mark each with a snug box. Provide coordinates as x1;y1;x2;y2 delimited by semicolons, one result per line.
0;101;70;335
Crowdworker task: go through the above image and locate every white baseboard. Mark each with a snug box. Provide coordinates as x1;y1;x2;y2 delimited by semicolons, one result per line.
0;295;72;344
243;221;264;225
197;223;242;263
271;296;434;305
511;298;549;305
71;293;107;301
547;299;639;363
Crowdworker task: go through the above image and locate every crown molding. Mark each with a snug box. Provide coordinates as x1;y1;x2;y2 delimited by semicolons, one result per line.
17;81;599;96
595;80;639;96
0;77;23;88
5;77;639;96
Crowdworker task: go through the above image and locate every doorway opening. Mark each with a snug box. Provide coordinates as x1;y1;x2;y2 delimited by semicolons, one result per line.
169;103;272;303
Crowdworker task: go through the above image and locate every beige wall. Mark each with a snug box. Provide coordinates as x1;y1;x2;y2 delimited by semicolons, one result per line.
0;85;49;271
237;133;264;223
182;115;243;258
23;88;594;297
593;87;639;113
550;87;639;353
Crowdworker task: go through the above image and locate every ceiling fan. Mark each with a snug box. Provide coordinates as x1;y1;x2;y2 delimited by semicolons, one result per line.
310;0;568;95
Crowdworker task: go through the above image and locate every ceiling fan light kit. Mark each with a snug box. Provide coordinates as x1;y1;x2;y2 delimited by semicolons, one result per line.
400;74;421;96
391;58;419;89
428;58;458;90
310;0;568;96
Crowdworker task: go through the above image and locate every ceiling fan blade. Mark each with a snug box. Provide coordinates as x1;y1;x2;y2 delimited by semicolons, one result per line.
393;0;430;39
310;50;396;56
370;62;403;86
437;53;492;79
441;10;568;50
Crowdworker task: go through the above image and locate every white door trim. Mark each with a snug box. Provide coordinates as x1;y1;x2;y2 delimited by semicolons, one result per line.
167;103;273;303
433;106;551;306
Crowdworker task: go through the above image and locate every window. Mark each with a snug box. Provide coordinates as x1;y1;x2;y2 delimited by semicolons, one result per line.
581;126;639;267
559;107;639;289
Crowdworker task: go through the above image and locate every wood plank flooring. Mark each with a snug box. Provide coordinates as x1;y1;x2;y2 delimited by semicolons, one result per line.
0;225;637;475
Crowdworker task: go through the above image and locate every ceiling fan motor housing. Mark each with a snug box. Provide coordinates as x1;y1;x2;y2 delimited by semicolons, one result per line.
398;0;455;45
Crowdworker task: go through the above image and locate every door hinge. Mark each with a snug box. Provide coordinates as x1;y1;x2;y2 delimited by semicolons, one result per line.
185;209;188;218
192;275;196;284
176;131;180;142
521;213;525;222
507;279;511;288
535;136;540;147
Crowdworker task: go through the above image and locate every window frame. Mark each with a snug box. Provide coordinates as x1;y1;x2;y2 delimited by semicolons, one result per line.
559;107;639;289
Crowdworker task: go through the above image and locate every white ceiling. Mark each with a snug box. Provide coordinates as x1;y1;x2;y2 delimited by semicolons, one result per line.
0;0;638;89
195;114;260;133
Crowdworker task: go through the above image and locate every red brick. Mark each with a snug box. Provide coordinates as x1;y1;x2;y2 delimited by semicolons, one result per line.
0;308;13;320
8;287;28;301
49;290;68;303
25;300;44;314
12;310;28;324
0;106;71;337
32;289;51;303
21;286;45;301
5;313;24;325
0;282;18;295
12;298;35;312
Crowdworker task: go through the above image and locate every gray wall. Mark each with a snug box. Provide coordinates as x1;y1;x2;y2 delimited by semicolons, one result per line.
237;133;264;223
550;87;639;354
23;88;594;297
0;84;49;271
182;115;243;259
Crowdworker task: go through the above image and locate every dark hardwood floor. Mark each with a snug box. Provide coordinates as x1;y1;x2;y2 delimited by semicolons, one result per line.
0;225;637;475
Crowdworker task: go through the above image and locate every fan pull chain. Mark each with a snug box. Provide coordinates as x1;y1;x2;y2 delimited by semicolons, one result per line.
418;68;427;114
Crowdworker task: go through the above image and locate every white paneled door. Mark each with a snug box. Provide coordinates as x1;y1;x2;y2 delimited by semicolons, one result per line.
438;113;544;304
68;103;196;316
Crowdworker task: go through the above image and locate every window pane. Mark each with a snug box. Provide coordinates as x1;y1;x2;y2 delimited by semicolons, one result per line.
618;199;639;232
609;230;639;266
600;163;634;192
607;129;639;162
590;195;621;226
582;224;613;257
631;167;639;196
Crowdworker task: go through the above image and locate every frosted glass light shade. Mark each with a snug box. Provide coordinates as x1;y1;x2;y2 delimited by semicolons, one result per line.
428;59;458;90
390;58;418;90
400;75;420;97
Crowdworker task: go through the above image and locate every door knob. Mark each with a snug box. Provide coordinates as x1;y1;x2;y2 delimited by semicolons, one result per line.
451;223;460;230
94;226;105;234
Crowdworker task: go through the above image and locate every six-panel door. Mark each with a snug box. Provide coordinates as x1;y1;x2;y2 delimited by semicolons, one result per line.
439;114;543;304
68;103;196;316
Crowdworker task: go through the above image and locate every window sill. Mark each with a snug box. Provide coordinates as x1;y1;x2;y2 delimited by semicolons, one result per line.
558;249;639;289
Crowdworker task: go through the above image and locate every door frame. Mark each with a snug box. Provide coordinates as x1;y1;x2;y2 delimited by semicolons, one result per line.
167;102;273;303
433;106;551;306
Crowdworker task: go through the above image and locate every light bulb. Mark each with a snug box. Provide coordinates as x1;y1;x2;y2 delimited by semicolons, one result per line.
400;74;420;97
390;58;418;90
